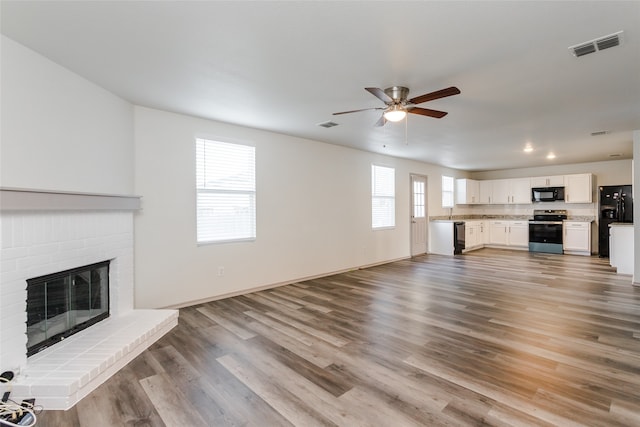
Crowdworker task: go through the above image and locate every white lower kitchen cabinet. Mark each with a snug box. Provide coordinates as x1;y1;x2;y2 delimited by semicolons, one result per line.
563;221;591;255
489;221;509;245
508;221;529;247
488;220;528;249
464;221;485;252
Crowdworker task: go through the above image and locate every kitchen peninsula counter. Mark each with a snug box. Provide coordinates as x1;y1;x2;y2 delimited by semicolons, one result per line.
609;222;634;275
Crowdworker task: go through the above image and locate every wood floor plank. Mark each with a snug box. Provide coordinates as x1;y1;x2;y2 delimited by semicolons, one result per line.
196;306;257;340
246;319;335;368
269;288;334;313
217;354;328;427
139;373;209;427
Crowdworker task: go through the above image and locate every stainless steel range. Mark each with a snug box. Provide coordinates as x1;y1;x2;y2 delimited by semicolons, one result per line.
528;209;567;254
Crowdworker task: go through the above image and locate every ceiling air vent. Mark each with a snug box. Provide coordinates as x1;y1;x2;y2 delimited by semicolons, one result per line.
572;42;597;57
596;34;621;51
317;121;339;128
569;31;623;57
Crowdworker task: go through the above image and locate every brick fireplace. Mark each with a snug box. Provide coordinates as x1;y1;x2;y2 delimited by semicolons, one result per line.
0;188;178;409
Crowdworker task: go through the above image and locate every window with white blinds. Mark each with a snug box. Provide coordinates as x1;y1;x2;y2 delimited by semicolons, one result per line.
195;138;256;243
442;175;454;208
371;164;395;229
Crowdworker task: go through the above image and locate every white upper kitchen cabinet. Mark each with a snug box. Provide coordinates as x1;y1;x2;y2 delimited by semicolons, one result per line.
531;175;564;187
491;180;510;204
456;179;480;205
564;173;593;203
491;178;531;204
511;178;532;204
478;180;493;204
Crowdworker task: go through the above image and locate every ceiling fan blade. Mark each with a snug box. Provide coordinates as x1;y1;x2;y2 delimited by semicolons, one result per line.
365;87;393;104
408;86;461;105
333;107;384;115
375;115;387;127
408;107;448;118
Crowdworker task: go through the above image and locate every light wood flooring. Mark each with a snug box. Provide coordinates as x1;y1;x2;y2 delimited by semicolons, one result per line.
36;249;640;426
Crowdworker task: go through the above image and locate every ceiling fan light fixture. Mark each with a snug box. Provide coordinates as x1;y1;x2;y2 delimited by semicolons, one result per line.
383;105;407;122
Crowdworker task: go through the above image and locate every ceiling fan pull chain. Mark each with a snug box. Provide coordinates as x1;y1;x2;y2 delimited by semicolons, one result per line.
405;115;408;145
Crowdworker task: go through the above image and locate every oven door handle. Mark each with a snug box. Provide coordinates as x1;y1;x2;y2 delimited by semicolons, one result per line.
529;221;564;225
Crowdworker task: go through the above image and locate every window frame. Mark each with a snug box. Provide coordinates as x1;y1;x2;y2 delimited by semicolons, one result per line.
442;175;454;208
195;137;256;245
371;164;396;230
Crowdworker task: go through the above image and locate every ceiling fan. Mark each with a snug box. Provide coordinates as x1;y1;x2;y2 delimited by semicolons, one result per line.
333;86;461;126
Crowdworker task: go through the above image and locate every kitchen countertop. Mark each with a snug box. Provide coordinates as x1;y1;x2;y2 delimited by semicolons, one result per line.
430;215;531;221
609;222;634;227
565;216;596;222
429;215;595;222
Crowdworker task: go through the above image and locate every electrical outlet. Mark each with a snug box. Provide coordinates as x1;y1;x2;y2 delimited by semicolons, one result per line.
217;267;225;276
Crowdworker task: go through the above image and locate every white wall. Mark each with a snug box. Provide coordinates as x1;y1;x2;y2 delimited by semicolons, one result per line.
0;35;134;194
470;159;632;187
133;107;462;308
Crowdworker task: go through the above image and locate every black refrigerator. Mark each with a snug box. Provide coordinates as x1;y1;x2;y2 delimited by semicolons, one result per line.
599;185;633;257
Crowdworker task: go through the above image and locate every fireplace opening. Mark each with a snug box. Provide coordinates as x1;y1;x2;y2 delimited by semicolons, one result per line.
26;260;110;356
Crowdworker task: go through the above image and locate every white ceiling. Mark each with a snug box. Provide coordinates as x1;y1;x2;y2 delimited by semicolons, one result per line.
2;1;640;172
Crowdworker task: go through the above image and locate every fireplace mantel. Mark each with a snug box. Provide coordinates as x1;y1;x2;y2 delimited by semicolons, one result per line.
0;187;141;211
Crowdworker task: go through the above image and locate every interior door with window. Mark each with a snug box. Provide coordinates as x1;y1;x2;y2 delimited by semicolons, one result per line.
410;174;428;256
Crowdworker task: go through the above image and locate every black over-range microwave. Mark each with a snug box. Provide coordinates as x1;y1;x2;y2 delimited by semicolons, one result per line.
531;186;565;202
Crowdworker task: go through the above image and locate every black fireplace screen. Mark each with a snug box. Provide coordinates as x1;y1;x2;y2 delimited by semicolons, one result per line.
26;260;110;356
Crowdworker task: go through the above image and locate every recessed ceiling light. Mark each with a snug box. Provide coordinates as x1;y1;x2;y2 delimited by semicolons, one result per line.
523;145;533;153
546;152;556;159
